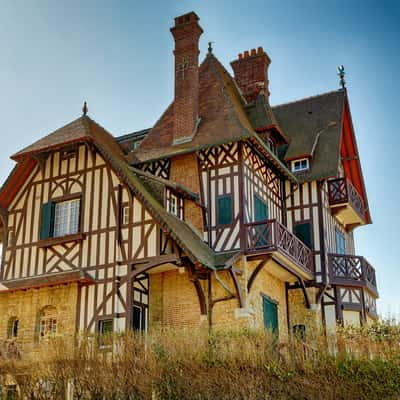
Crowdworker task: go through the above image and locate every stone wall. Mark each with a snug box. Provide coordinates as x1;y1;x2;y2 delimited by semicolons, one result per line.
0;283;78;357
288;287;323;339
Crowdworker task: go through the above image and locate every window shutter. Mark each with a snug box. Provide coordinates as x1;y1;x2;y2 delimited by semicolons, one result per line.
217;196;232;225
40;202;55;240
294;222;312;249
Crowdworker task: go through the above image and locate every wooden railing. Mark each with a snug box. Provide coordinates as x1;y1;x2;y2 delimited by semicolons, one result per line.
244;219;314;275
328;254;378;296
327;178;365;220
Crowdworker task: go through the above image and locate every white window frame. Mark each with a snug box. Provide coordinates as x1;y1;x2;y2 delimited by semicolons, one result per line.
39;316;57;341
53;198;80;237
291;158;309;172
7;230;13;247
122;206;130;225
168;194;178;216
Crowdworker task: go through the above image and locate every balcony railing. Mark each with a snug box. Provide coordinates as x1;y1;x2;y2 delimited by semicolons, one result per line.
327;178;365;222
328;254;378;296
244;219;314;275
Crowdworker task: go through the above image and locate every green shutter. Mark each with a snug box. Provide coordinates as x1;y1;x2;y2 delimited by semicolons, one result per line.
294;222;312;249
40;202;55;240
254;195;268;222
263;296;278;334
217;195;232;225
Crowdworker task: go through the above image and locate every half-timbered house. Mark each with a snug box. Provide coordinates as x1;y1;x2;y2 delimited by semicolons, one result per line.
0;11;378;356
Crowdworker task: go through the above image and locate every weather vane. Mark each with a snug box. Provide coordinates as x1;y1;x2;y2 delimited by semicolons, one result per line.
208;41;213;54
82;101;88;116
337;65;346;89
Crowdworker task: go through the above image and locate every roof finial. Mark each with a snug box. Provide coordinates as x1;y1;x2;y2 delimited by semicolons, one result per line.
337;65;346;89
208;41;213;54
82;101;88;116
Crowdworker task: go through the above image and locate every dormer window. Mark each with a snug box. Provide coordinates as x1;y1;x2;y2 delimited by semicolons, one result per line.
130;140;142;152
267;137;277;155
291;158;309;173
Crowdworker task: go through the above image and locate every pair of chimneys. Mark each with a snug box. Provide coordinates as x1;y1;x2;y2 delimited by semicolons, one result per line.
170;12;271;145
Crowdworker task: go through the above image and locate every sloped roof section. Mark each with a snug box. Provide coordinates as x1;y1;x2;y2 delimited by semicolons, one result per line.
273;90;345;182
132;53;255;163
11;115;125;162
6;114;228;269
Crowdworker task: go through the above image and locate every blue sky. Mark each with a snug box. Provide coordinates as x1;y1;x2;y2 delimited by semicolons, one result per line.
0;0;399;316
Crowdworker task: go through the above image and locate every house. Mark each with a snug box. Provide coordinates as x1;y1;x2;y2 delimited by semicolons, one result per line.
0;12;378;356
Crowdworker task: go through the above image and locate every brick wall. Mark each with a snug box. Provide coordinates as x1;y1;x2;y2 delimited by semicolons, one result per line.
149;269;204;330
170;153;204;233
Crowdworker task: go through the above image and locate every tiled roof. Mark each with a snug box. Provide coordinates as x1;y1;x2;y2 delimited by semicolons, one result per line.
7;115;229;269
132;53;255;163
272;90;345;182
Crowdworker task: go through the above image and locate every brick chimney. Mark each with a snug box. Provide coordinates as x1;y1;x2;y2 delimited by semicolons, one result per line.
170;12;203;145
230;47;271;103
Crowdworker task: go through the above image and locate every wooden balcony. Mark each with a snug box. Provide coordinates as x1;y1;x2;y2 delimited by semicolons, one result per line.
244;219;314;281
327;178;366;228
328;254;378;297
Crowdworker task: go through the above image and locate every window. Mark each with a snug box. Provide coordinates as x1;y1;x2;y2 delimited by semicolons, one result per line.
335;229;346;254
131;140;142;151
132;274;149;332
40;198;81;240
98;319;113;347
7;230;13;247
38;306;57;341
217;195;232;225
123;206;130;225
7;317;19;339
168;194;177;215
267;137;277;155
6;385;17;400
291;158;309;173
294;222;312;249
98;319;113;335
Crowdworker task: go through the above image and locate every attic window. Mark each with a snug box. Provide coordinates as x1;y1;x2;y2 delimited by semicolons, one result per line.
267;137;277;155
130;140;142;152
291;158;309;173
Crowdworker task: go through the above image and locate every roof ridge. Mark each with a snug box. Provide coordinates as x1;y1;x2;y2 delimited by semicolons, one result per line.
115;129;151;142
272;90;343;110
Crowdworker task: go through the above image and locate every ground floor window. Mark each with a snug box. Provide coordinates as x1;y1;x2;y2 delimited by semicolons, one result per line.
38;306;57;341
132;274;149;332
98;319;113;347
6;385;17;400
7;317;19;339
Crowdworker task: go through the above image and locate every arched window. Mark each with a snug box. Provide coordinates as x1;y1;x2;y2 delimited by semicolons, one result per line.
38;306;57;341
7;317;19;339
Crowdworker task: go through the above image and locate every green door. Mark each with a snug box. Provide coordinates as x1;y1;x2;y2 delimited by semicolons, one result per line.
254;195;268;221
254;195;268;247
263;296;278;334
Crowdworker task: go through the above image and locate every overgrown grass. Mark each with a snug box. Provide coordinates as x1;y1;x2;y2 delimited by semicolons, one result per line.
1;322;400;399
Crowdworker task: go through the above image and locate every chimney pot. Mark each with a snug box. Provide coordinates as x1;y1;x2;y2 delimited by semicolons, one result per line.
239;53;243;60
231;47;271;102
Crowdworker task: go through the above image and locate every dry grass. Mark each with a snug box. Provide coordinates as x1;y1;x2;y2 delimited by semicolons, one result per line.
1;321;400;399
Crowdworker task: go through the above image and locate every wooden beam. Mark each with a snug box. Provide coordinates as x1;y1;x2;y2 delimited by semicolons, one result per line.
130;254;180;279
247;257;270;292
229;267;244;308
299;277;311;309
